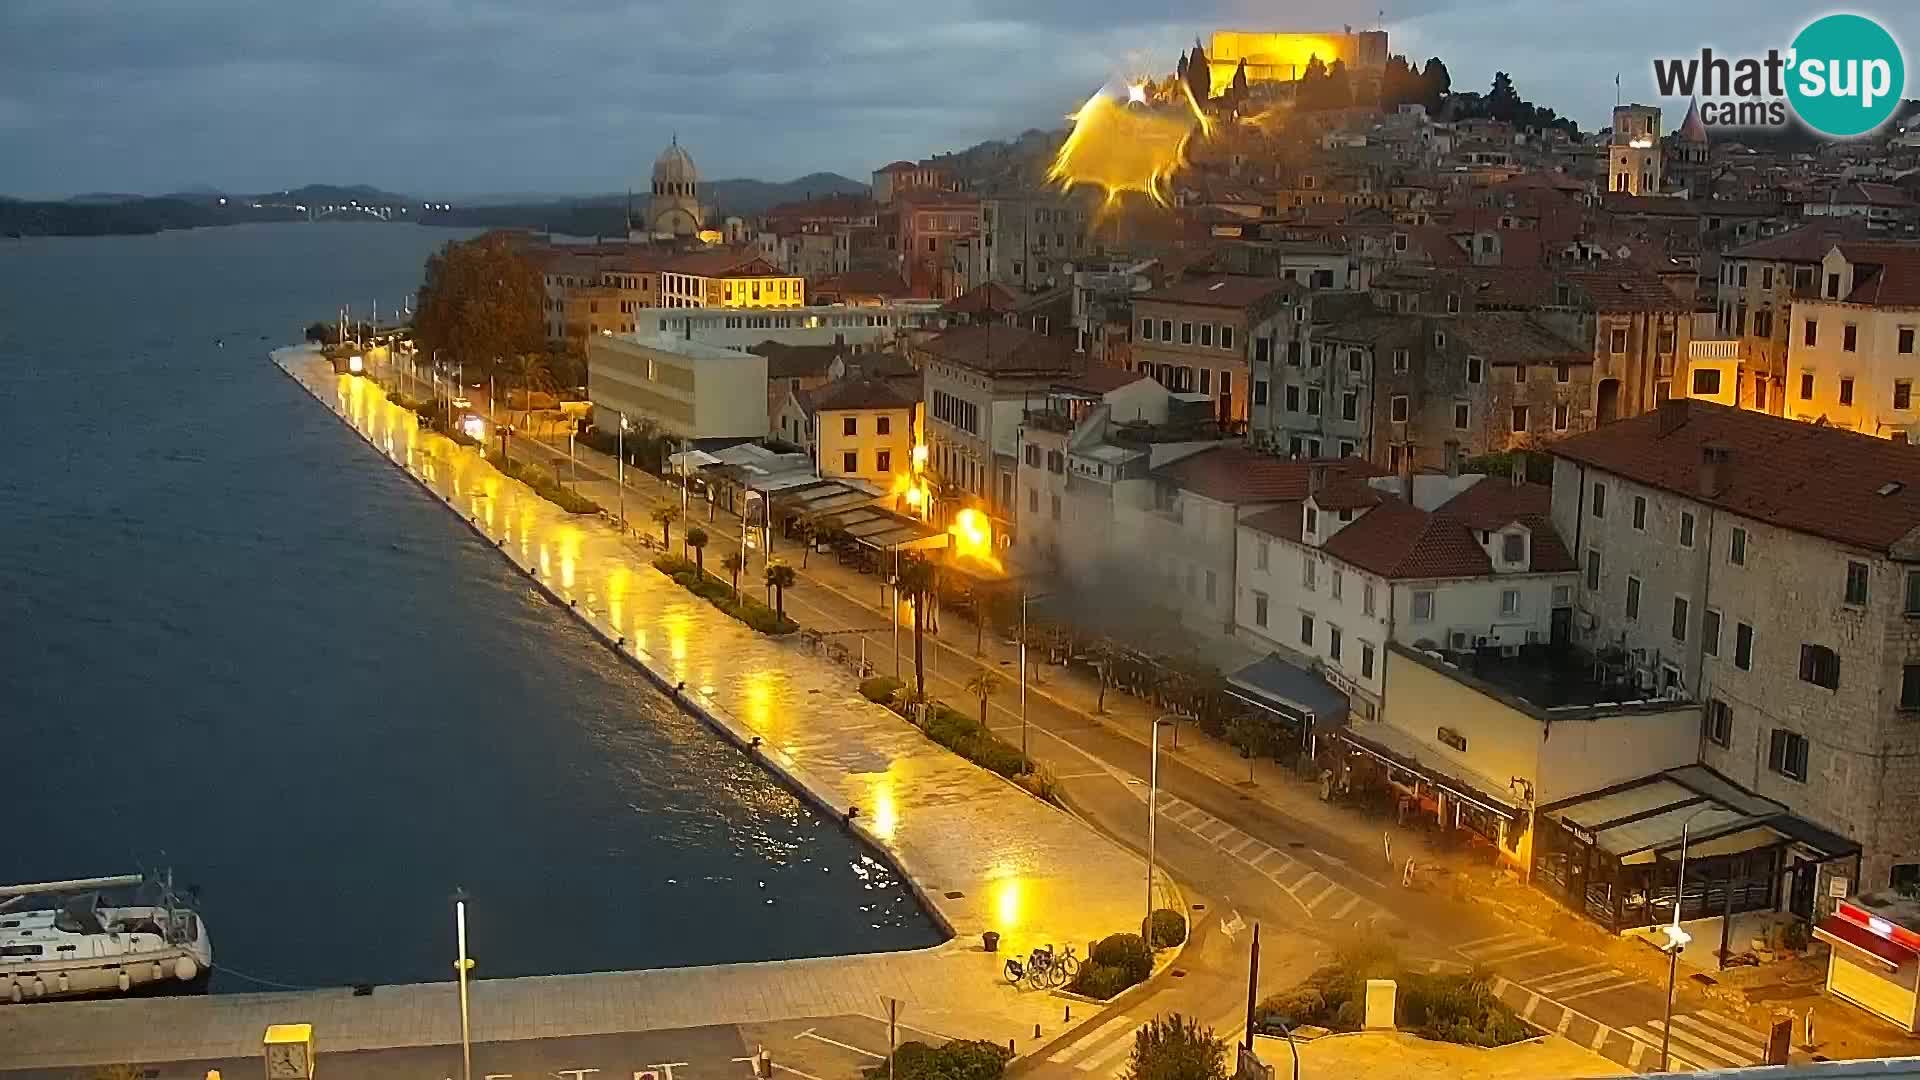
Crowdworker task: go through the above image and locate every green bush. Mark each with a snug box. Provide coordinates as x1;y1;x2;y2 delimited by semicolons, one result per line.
484;450;600;515
1121;1014;1226;1080
518;461;557;489
865;1040;1011;1080
1067;963;1134;1001
1255;987;1326;1032
651;556;797;636
1144;908;1188;948
1092;933;1154;984
860;676;906;704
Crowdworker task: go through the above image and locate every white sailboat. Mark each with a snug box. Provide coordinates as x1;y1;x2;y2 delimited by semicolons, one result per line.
0;872;213;1003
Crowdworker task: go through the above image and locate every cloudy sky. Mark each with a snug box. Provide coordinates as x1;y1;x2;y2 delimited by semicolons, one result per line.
0;0;1909;198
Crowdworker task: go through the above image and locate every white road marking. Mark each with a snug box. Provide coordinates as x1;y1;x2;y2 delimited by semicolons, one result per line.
1078;1024;1145;1071
1589;1023;1610;1052
1330;894;1364;921
1558;976;1647;1002
795;1030;885;1060
1305;880;1343;911
1671;1013;1766;1060
1049;1015;1136;1063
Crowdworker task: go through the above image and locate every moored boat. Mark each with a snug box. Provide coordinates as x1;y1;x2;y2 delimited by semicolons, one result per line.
0;872;213;1003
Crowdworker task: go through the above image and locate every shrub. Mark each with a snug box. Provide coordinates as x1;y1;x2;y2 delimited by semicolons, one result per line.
1092;933;1154;985
1068;963;1134;1001
518;461;556;489
1254;987;1326;1032
865;1040;1011;1080
860;676;905;704
1121;1014;1226;1080
652;556;796;636
1144;908;1188;949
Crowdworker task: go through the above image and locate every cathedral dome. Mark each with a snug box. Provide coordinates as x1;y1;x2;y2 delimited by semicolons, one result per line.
652;138;699;187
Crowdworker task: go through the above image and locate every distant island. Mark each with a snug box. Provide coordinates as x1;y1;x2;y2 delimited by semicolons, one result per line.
0;174;868;238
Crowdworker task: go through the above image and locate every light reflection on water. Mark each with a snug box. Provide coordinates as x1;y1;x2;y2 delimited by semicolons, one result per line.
0;223;940;991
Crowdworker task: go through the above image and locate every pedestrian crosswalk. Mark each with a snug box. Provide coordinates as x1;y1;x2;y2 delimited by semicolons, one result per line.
1454;929;1566;965
1622;1010;1768;1072
1045;1014;1143;1075
1455;932;1649;1003
1147;793;1391;927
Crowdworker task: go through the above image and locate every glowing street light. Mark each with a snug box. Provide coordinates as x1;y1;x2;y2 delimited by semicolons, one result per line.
1147;715;1178;924
452;890;474;1080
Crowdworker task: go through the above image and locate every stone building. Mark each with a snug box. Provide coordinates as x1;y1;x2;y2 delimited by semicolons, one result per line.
1550;399;1920;902
632;137;707;241
915;323;1078;523
1130;275;1298;425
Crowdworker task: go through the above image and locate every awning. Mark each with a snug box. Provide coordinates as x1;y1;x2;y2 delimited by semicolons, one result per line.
1226;654;1350;733
1817;916;1917;972
1540;765;1862;861
1336;721;1525;821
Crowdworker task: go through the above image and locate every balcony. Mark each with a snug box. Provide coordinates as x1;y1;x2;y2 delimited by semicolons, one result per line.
1688;338;1741;362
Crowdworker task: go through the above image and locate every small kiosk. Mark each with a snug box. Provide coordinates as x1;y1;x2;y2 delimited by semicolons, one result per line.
1814;891;1920;1033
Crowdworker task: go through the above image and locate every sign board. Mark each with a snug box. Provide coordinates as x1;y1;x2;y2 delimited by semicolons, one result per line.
1830;877;1851;898
1235;1044;1274;1080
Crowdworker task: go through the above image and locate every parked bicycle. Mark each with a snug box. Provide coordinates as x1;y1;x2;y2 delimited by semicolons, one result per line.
1001;944;1079;990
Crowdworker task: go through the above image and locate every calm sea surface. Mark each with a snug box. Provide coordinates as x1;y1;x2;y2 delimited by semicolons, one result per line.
0;221;939;992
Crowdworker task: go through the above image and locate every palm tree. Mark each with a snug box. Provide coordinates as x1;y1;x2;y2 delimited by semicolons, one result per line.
964;669;1004;728
511;352;552;433
721;551;744;601
795;512;819;568
686;526;709;575
765;561;797;622
651;499;680;549
896;558;937;703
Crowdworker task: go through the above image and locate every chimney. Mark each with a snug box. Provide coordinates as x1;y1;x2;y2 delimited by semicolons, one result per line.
1308;463;1328;495
1510;450;1525;487
1698;443;1731;498
1656;396;1690;436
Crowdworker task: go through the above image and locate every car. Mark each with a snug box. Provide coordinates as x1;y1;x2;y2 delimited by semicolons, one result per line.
452;396;472;409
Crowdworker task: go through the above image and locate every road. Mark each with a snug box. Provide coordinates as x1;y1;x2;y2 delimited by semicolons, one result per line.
361;362;1781;1075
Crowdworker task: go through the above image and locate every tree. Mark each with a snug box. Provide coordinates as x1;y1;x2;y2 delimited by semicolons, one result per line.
964;669;1004;727
1422;57;1453;113
1229;59;1249;108
1325;59;1352;109
412;231;545;377
511;351;552;430
1122;1014;1226;1080
1381;54;1416;110
1090;639;1122;714
651;499;680;548
896;558;938;703
765;561;797;622
1296;55;1329;110
795;513;819;568
1186;41;1210;103
686;525;709;575
1488;71;1521;123
722;551;744;601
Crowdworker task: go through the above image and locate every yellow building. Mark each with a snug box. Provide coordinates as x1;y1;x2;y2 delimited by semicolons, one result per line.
1206;29;1389;90
659;252;805;309
811;375;922;488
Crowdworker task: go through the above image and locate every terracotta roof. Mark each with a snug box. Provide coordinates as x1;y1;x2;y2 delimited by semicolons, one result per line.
810;270;912;299
1829;182;1915;208
1725;222;1882;262
1559;265;1692;314
1837;244;1920;307
877;161;919;173
1138;275;1299;309
1312;478;1383;511
752;341;845;379
1677;99;1710;144
1436;478;1579;572
1060;367;1148;394
661;251;789;277
1448;312;1589;366
1551;399;1920;553
917;323;1076;376
1319;501;1496;578
1320;314;1423;347
943;281;1019;317
812;376;918;413
1153;450;1383;505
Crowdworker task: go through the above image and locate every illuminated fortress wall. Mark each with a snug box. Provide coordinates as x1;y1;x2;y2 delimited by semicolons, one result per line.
1205;29;1388;91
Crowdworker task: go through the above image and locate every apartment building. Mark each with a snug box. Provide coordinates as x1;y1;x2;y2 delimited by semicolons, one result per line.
811;373;922;486
1712;223;1887;413
656;251;805;309
1784;243;1920;438
1551;399;1920;900
1131;276;1297;425
587;333;767;441
1013;369;1172;571
915;323;1078;522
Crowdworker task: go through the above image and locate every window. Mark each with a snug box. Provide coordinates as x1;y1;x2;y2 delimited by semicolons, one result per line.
1514;364;1528;384
1347;349;1363;374
1254;539;1270;571
1730;527;1747;566
1692;368;1722;395
1844;324;1858;352
843;416;858;436
1363;583;1376;616
1254;379;1269;406
1626;576;1642;620
1411;590;1435;622
1200;323;1214;347
1826;272;1841;299
1467;355;1483;383
1361;642;1376;679
1680;512;1696;548
1903;665;1920;710
1140;317;1153;341
1906;570;1920;615
1556;362;1571;384
1435;331;1447;348
1161;319;1173;340
1768;729;1809;782
1511;405;1529;433
1632;495;1648;530
1734;621;1755;670
1844;560;1870;605
1902;327;1916;354
1800;371;1815;400
1500;588;1520;616
1329;625;1343;661
1586;549;1602;590
1181;322;1193;345
1390;395;1409;422
1704;700;1732;748
1253;591;1269;628
1285;385;1300;412
1671;596;1690;642
1804;318;1818;347
1840;377;1855;406
1339;440;1355;458
1737;264;1748;287
1304;506;1319;537
1799;643;1840;690
1307;388;1322;415
1341;391;1358;421
1028;488;1038;513
1610;327;1628;354
842;451;859;472
1222;326;1234;351
1899;381;1914;410
1592;483;1607;518
1393;348;1410;373
1702;608;1722;656
876;450;892;473
1200;369;1212;395
1454;402;1470;430
1303;557;1317;590
1502;532;1524;563
1448;293;1462;313
1300;613;1315;647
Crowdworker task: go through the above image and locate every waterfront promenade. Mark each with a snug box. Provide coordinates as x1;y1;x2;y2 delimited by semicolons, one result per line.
0;349;1154;1072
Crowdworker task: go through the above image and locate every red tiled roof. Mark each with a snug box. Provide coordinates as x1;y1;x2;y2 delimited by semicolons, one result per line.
1724;222;1881;262
1319;501;1495;579
1138;275;1298;309
1449;312;1590;366
1831;182;1915;208
944;281;1019;317
1837;244;1920;307
1559;265;1693;314
810;270;911;299
812;376;919;413
661;251;789;277
1551;399;1920;552
917;323;1076;376
1312;478;1383;511
1154;450;1383;505
1061;367;1148;394
1436;479;1579;572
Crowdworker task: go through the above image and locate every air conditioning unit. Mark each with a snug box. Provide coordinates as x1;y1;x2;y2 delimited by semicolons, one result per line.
1500;644;1522;658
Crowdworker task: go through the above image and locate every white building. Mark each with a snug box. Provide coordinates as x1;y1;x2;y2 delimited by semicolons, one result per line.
587;332;768;441
638;301;946;354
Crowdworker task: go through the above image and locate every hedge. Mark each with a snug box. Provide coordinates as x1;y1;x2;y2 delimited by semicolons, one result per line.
860;676;906;704
864;1040;1010;1080
1254;940;1532;1046
1071;932;1154;998
1144;908;1188;948
654;555;797;636
486;450;600;514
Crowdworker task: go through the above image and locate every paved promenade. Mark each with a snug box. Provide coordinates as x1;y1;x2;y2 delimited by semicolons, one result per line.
0;349;1152;1071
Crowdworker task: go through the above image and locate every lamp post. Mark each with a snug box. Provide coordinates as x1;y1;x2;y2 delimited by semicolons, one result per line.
453;890;474;1080
617;413;629;532
1660;806;1713;1072
1147;715;1177;923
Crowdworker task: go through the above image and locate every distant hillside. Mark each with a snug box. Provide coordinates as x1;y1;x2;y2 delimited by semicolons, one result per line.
417;172;869;235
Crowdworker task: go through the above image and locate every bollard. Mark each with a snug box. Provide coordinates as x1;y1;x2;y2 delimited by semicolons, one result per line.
1034;1024;1041;1039
1064;1005;1071;1023
1008;1039;1015;1055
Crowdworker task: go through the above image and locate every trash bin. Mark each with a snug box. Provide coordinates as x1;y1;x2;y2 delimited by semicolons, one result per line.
982;931;1000;952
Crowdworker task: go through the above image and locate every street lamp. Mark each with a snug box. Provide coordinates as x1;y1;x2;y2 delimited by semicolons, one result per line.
1018;591;1049;758
1659;805;1714;1072
1147;715;1178;923
452;889;474;1080
617;413;629;532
